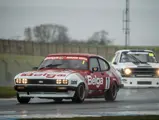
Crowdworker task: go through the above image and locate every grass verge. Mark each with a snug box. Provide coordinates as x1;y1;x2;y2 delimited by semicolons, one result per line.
0;86;16;98
17;116;159;120
0;53;44;67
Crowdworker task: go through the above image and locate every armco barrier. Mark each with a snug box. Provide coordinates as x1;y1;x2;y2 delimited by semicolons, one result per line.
0;39;159;60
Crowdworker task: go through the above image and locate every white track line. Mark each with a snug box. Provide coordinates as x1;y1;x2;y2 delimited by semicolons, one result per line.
1;111;159;119
0;98;16;101
0;111;16;114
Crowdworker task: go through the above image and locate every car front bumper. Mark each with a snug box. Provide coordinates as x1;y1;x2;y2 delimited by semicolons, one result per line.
119;84;124;88
17;91;75;98
14;85;76;98
121;77;159;88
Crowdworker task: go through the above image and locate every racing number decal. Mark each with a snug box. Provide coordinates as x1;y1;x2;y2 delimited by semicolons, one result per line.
105;77;110;89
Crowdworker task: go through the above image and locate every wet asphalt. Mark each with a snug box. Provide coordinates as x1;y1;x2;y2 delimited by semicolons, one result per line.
0;88;159;118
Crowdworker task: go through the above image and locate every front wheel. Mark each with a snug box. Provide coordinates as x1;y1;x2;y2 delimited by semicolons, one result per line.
104;82;118;102
72;84;85;103
17;93;30;104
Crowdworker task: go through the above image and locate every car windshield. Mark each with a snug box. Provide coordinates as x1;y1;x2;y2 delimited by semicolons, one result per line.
38;56;88;70
120;51;158;63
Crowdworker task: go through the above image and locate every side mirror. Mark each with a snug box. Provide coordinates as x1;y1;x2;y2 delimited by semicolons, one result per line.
92;67;99;72
32;67;38;70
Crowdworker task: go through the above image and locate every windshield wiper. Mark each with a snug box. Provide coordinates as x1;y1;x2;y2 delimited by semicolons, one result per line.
127;54;147;64
39;63;63;69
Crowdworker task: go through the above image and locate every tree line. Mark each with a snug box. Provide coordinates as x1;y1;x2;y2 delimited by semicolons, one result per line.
24;23;114;45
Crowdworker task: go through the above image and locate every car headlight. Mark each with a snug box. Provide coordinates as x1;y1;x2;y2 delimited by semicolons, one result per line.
123;68;132;76
156;69;159;76
56;79;68;85
15;78;28;84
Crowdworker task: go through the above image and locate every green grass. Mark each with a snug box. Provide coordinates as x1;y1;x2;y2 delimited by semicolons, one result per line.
0;86;16;98
0;53;44;67
18;116;159;120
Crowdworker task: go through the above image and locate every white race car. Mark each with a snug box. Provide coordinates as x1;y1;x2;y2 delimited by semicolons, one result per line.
111;49;159;88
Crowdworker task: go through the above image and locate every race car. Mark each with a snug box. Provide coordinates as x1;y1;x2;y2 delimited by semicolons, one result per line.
14;53;123;104
111;49;159;88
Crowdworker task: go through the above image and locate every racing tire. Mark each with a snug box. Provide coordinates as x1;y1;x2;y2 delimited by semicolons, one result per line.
16;93;30;104
72;84;85;103
53;98;63;103
104;82;117;102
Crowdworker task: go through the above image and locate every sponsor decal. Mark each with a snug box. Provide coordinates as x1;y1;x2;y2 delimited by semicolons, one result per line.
71;80;77;84
21;73;33;76
86;75;103;88
56;74;67;77
44;56;88;61
46;74;56;78
149;53;154;57
20;73;66;78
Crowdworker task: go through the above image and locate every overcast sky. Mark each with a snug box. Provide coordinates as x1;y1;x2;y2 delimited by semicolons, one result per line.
0;0;159;46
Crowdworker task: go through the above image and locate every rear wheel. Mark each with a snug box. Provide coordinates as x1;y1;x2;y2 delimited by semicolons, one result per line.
104;82;118;102
72;84;85;103
17;93;30;104
53;98;63;103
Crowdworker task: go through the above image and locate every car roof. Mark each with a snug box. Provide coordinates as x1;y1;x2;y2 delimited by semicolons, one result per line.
115;49;154;54
47;53;104;59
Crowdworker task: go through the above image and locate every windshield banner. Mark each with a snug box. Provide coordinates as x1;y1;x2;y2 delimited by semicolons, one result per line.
45;56;88;61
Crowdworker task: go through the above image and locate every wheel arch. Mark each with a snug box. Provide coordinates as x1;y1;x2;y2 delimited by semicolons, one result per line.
66;72;89;91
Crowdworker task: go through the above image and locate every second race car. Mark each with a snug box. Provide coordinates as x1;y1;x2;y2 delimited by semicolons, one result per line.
112;49;159;88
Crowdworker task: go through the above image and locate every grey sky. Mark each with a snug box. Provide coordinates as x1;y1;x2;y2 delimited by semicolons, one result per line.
0;0;159;46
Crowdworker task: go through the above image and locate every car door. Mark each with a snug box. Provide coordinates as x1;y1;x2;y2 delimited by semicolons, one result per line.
86;57;105;90
98;58;111;90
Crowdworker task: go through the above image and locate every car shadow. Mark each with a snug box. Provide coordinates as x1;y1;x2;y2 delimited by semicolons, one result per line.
16;97;159;106
16;99;121;105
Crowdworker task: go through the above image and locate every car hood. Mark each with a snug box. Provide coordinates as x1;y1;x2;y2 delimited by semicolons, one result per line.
117;62;159;69
14;69;77;79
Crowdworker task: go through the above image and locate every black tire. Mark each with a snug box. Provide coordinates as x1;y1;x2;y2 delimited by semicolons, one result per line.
72;84;85;103
17;93;30;104
104;82;118;102
53;98;63;103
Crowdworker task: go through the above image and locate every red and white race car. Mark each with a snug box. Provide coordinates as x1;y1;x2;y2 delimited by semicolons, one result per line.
14;53;123;104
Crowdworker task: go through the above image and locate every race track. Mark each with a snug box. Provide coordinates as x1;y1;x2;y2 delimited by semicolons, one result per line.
1;88;159;119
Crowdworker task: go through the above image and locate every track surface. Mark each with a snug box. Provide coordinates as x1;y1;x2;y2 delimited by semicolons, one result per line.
0;89;159;118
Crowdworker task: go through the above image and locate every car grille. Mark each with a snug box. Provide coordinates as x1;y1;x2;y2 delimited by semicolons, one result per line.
137;81;152;85
27;79;56;84
132;68;157;77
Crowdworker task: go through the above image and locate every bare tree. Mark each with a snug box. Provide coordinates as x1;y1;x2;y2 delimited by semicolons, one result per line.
24;27;32;41
32;24;70;43
56;25;69;43
88;30;113;45
33;24;52;43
